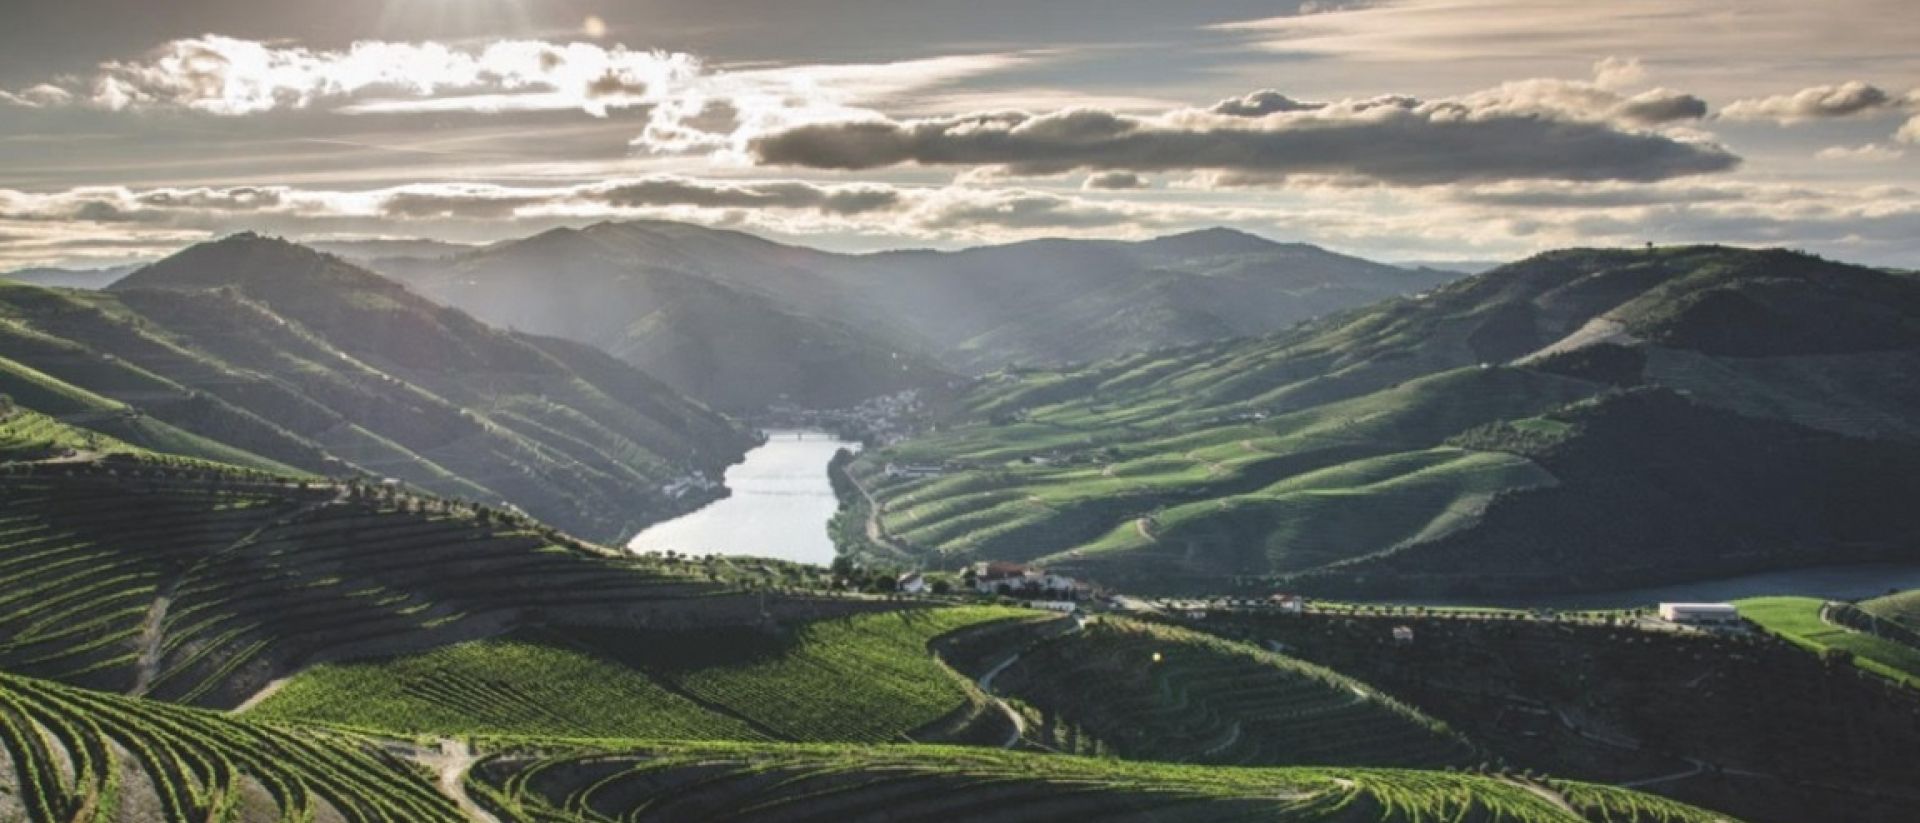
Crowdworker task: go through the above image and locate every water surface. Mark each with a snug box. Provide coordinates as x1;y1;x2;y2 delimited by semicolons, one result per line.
627;430;858;565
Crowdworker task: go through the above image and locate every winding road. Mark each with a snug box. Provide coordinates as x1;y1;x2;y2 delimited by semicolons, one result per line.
972;615;1085;749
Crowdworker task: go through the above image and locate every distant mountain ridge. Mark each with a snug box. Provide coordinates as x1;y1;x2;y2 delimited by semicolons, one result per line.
0;263;138;289
0;233;752;541
371;220;1455;410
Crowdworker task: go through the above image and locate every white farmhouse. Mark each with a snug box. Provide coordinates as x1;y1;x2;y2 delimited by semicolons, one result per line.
1658;602;1741;625
896;572;929;595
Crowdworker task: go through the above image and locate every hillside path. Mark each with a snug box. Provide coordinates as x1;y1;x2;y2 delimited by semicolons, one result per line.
405;738;500;823
841;464;912;557
975;615;1085;749
131;488;343;696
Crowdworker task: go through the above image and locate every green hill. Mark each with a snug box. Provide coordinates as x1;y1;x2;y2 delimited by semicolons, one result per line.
991;618;1473;767
1739;596;1920;687
0;234;754;541
248;607;1036;744
471;740;1731;823
849;246;1920;595
0;407;1746;821
0;669;466;822
1860;589;1920;633
0;665;1736;823
0;448;901;710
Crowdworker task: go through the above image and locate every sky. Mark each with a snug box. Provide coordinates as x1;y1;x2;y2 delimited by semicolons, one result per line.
1;0;1917;269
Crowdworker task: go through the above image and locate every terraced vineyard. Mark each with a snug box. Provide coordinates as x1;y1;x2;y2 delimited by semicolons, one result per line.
0;405;119;461
994;618;1473;767
0;460;785;709
848;247;1920;597
0;669;462;822
253;607;1040;744
1738;597;1920;686
468;740;1732;823
1860;589;1920;633
1;236;756;542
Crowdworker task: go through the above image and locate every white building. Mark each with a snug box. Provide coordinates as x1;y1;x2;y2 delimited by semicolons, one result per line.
896;572;928;595
884;462;945;480
1658;602;1741;625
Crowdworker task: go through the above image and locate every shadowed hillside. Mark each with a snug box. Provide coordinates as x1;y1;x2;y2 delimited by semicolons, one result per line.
849;246;1920;595
0;234;754;541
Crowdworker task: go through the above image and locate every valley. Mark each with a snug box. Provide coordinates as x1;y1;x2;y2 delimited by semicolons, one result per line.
4;231;1919;823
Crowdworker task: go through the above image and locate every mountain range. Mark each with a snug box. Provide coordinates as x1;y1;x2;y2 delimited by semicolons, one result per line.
0;233;751;541
372;221;1456;410
849;245;1920;596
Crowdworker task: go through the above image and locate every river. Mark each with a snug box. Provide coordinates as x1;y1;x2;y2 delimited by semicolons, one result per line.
627;430;860;565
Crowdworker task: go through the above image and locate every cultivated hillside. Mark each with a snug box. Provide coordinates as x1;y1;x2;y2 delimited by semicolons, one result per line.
0;233;754;541
0;397;1745;822
847;246;1920;596
374;220;1453;409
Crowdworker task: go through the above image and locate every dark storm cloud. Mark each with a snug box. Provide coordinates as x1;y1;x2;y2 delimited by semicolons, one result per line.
746;93;1739;186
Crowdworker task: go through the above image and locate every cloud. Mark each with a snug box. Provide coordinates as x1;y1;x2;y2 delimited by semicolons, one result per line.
1083;171;1148;190
1591;57;1647;92
1900;115;1920;144
0;84;74;108
1217;0;1920;78
0;35;1021;121
0;177;912;225
1816;143;1906;162
738;83;1733;186
595;178;902;215
1448;181;1743;209
1210;90;1322;117
1721;82;1905;124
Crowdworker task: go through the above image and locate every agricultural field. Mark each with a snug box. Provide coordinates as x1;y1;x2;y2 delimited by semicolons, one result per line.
0;239;758;542
1860;589;1920;633
1737;596;1920;686
245;631;767;741
0;457;780;709
468;739;1735;823
256;607;1040;744
846;248;1920;598
0;669;464;822
993;618;1473;767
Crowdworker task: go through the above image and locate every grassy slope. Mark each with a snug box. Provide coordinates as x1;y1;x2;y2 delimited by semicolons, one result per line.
0;665;1740;823
472;739;1737;823
865;365;1592;577
1738;597;1920;687
851;247;1920;595
252;607;1036;743
1860;589;1920;632
0;670;464;822
3;237;753;541
996;617;1473;768
0;353;299;472
0;458;745;709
